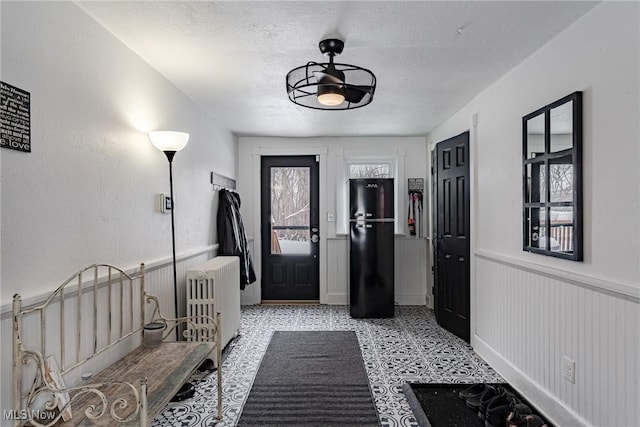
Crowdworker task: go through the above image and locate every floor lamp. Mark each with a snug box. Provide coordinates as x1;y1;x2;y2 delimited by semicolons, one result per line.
149;131;189;340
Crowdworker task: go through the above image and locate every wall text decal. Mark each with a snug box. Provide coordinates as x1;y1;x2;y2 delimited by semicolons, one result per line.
1;81;31;153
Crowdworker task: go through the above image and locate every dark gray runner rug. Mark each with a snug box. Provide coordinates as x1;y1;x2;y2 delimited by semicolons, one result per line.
237;331;379;426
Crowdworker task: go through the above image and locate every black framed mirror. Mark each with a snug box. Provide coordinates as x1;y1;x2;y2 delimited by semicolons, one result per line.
523;91;582;261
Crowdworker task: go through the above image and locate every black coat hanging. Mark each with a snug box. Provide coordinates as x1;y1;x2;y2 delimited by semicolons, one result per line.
217;189;256;289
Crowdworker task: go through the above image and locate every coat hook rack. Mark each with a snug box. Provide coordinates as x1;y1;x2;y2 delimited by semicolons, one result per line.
211;171;236;191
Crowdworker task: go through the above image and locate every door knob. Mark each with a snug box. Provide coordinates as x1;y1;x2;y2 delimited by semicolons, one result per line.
311;234;319;243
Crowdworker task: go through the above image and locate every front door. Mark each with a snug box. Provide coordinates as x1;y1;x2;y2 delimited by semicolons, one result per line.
261;156;320;301
433;132;471;342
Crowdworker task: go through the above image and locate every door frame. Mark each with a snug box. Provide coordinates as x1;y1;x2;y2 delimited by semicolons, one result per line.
428;118;477;346
243;146;328;305
260;155;320;301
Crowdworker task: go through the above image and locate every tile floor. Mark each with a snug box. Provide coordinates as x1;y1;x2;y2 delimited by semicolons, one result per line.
151;305;503;427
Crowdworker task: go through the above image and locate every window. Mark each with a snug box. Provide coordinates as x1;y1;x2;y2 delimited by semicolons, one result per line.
337;158;399;234
348;162;391;178
523;91;582;260
347;159;394;181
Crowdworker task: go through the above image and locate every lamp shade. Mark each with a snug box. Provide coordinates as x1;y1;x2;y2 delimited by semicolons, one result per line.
149;131;189;152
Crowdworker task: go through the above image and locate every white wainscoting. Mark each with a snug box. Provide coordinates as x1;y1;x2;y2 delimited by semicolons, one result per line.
326;237;350;305
145;249;217;320
239;238;258;305
473;251;640;427
0;246;217;427
326;236;428;306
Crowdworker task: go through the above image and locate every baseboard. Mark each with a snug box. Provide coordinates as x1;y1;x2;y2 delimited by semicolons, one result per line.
260;300;320;305
325;293;348;305
473;334;592;427
324;293;427;306
395;294;427;306
240;285;260;305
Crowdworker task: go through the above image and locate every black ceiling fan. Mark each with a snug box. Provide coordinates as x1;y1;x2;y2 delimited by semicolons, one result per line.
286;39;377;110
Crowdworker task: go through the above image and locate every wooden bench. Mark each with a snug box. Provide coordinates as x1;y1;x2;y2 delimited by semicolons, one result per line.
12;263;222;426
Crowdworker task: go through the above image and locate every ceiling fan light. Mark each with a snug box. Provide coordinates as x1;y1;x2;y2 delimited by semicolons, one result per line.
286;38;376;110
317;87;345;106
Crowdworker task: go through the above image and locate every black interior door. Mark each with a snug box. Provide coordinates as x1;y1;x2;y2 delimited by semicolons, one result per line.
434;132;471;342
261;156;320;301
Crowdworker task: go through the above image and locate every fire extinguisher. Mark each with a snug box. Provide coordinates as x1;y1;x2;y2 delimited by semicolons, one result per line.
408;194;416;236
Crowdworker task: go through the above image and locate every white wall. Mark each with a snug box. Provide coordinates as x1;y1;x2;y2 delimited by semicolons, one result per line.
0;3;236;423
427;3;639;426
0;1;236;303
237;137;429;306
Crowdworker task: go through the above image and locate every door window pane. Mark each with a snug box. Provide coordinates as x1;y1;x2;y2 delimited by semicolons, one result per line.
270;167;311;254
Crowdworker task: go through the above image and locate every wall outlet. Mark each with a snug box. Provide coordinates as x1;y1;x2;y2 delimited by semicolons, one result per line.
563;356;575;383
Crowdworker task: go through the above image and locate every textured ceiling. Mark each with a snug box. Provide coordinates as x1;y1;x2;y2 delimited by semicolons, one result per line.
76;1;598;137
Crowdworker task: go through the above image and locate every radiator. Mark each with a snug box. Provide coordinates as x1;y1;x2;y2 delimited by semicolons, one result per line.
186;256;241;356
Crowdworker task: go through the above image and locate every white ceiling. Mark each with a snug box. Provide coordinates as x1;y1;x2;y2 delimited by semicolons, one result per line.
76;1;598;138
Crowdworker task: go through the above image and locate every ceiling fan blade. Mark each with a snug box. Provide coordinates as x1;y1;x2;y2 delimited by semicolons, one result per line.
313;70;344;85
344;85;373;103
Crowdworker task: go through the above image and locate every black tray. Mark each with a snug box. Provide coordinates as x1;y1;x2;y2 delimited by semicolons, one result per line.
402;383;553;427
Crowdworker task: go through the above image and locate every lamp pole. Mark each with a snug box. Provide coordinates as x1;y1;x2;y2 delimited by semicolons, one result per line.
163;150;179;340
149;130;189;342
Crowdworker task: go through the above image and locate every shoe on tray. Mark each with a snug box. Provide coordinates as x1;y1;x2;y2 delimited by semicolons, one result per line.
467;385;497;411
459;383;487;400
507;412;548;427
506;402;533;426
466;384;497;412
477;385;504;420
484;389;519;427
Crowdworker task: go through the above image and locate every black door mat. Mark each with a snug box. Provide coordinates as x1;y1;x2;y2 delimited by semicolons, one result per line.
402;383;554;427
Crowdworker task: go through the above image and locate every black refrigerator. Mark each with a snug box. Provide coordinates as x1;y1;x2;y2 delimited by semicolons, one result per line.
349;178;395;318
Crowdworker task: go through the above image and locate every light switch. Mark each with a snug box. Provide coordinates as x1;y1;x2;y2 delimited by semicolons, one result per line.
156;193;171;214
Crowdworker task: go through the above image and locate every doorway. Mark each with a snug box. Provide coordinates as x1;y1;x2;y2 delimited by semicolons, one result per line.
433;132;471;342
260;156;320;301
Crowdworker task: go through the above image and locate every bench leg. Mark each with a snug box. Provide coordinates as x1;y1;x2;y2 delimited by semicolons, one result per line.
217;313;223;420
140;378;148;426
